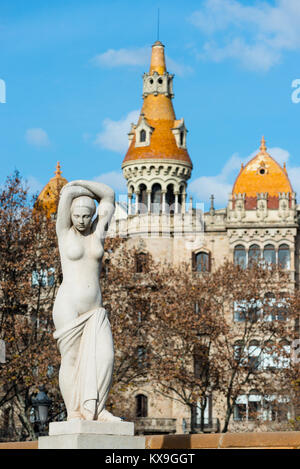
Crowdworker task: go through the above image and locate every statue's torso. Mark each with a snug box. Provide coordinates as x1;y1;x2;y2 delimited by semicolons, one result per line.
53;228;104;329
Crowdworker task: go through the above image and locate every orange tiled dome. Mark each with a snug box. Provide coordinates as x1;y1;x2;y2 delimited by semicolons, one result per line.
36;162;68;217
232;137;293;209
122;41;192;167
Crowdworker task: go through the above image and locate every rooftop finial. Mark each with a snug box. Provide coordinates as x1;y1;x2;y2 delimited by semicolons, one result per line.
260;136;267;153
157;8;160;42
55;161;62;178
210;194;215;216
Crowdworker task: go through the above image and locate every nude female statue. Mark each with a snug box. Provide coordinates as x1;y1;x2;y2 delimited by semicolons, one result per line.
53;180;121;422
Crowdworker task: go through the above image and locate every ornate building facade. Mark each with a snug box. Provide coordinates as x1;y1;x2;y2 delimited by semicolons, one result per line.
38;41;299;434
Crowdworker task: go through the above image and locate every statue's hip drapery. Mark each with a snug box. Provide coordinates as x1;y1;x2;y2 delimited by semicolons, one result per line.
53;307;114;420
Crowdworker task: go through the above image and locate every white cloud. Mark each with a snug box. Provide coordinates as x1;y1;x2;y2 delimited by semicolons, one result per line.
189;0;300;71
91;47;150;68
189;144;298;208
94;110;140;153
25;128;50;147
94;171;127;193
91;46;192;77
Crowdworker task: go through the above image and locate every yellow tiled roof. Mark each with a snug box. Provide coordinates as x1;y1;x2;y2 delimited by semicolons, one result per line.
232;137;292;198
36;162;68;217
123;118;192;164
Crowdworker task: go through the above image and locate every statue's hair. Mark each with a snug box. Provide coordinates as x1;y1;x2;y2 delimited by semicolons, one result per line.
71;196;96;216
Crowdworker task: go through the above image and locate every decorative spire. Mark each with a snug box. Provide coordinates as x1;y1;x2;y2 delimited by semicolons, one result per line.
55;161;62;178
260;136;267;153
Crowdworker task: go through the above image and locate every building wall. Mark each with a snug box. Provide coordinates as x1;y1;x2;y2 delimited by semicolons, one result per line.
109;198;300;434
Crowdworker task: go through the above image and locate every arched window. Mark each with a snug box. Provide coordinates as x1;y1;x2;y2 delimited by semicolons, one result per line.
278;244;290;270
193;345;209;379
140;129;146;143
166;184;175;214
138;184;148;214
178;186;184;214
135;394;148;418
263;340;276;369
248;341;261;370
135;252;148;273
248;244;261;265
248;390;262;420
151;183;162;214
234;245;246;268
137;346;146;368
234;395;247;421
263;292;276;321
263;244;276;266
234;392;262;421
193;252;210;272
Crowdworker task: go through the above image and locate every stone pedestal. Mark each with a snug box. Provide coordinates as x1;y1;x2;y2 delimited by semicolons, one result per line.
38;421;145;449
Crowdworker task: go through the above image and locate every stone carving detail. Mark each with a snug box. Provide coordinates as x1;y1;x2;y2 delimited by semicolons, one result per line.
278;192;290;220
256;193;268;220
142;71;174;98
233;194;246;221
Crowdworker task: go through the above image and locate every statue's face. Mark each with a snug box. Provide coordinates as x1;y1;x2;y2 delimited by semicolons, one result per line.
71;206;93;233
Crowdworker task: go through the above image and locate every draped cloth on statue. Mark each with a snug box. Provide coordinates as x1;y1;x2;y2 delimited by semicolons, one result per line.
53;307;114;420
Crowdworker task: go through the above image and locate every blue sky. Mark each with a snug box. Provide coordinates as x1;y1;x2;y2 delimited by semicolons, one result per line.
1;0;300;209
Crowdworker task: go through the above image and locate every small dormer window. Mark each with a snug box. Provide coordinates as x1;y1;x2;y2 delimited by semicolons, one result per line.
135;114;154;148
172;120;187;149
180;131;184;147
140;129;146;143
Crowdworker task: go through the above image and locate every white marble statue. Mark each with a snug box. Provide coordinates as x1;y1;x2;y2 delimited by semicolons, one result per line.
52;180;121;422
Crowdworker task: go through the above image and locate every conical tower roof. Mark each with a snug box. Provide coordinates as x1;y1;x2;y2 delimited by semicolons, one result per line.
122;41;192;167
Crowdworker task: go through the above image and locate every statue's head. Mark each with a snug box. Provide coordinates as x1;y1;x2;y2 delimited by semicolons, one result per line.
71;196;96;233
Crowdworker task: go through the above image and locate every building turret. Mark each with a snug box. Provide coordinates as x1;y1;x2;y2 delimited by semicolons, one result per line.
122;41;193;215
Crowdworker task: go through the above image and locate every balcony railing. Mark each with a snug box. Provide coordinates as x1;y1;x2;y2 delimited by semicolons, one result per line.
134;417;177;435
184;418;220;433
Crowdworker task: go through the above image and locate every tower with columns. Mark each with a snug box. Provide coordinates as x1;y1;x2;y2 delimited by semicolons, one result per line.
122;40;193;218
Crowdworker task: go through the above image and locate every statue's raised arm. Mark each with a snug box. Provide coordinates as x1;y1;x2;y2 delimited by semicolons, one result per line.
56;184;96;236
64;180;115;242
